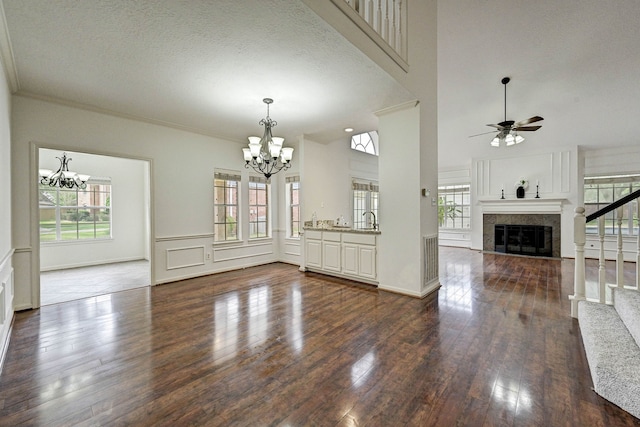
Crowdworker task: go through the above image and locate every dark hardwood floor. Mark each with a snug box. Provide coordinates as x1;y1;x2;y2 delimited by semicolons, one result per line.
0;247;638;426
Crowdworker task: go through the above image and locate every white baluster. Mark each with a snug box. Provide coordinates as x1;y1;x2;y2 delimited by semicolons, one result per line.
388;0;396;49
383;0;390;42
396;0;403;56
598;216;606;303
617;206;624;288
375;0;382;33
571;207;587;318
636;199;640;290
366;0;374;25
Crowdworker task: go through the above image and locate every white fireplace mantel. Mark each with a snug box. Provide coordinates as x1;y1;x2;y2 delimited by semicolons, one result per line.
478;198;567;214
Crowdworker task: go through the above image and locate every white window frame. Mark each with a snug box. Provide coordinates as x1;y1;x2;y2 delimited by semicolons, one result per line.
39;178;112;243
352;179;379;230
214;171;241;242
285;175;300;239
584;174;640;236
248;176;271;239
438;184;471;230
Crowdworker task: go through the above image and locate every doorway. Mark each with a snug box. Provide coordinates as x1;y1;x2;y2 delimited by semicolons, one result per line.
38;148;152;306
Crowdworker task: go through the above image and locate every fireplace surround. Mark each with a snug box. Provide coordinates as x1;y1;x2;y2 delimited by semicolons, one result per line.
483;214;561;258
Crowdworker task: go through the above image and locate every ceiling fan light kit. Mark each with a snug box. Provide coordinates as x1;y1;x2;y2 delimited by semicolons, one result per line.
473;77;543;148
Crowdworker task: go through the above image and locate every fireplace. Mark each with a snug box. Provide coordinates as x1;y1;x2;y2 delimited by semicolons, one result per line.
494;224;552;257
483;213;561;258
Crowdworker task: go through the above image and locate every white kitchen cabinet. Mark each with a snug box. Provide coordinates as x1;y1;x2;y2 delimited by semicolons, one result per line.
322;232;342;272
303;228;378;284
305;230;322;269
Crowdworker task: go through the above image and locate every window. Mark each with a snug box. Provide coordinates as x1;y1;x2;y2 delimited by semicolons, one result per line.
286;176;300;238
248;176;270;239
585;175;640;235
438;184;470;229
214;171;240;242
350;131;379;156
39;180;111;242
352;180;379;229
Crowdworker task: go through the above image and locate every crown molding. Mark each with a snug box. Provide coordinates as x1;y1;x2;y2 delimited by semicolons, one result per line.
0;2;19;92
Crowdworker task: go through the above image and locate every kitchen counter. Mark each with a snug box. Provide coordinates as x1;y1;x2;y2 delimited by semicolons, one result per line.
302;226;380;235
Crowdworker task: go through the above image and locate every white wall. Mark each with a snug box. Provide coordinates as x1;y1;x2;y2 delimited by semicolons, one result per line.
11;96;286;308
300;136;378;226
0;61;14;366
38;148;148;270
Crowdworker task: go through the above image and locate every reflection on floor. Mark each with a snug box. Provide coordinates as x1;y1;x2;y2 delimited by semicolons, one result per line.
40;260;150;306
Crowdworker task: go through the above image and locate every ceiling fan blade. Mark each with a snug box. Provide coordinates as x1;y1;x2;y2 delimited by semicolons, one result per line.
486;124;506;130
514;116;543;127
469;130;498;138
513;125;542;132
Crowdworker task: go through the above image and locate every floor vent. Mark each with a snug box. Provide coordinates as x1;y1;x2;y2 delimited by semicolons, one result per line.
423;234;439;289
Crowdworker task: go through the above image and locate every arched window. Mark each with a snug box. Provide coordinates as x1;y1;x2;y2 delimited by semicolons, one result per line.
350;131;379;156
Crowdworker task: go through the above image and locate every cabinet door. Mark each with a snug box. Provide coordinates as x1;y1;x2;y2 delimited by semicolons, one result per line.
358;245;377;279
342;243;359;276
306;239;322;269
323;241;341;272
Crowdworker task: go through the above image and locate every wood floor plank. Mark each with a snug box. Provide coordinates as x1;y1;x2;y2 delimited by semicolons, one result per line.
0;249;638;426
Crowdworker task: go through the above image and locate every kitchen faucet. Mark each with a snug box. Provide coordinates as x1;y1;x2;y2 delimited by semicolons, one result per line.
362;211;377;230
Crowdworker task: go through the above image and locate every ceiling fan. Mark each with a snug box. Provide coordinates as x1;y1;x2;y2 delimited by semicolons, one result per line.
470;77;543;147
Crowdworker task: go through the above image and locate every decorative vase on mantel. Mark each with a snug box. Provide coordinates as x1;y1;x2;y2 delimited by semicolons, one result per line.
515;178;528;199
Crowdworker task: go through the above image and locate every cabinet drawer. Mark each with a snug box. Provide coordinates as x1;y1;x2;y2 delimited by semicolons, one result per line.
342;233;376;245
323;232;341;242
305;230;322;240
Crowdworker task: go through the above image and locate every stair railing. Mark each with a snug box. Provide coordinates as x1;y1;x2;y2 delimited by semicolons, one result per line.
333;0;408;65
571;189;640;318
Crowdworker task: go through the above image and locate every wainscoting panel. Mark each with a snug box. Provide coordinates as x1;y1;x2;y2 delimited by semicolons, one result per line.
166;246;205;270
213;241;274;262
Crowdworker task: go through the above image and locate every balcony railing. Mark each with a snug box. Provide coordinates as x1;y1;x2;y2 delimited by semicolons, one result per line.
332;0;408;69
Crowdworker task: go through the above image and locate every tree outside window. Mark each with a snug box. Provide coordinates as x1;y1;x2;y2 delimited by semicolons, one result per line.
39;180;111;242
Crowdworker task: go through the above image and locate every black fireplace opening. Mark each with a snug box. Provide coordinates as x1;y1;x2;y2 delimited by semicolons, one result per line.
494;224;552;257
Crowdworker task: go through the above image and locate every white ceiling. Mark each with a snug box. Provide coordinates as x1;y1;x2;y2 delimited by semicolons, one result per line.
0;0;414;144
2;1;640;169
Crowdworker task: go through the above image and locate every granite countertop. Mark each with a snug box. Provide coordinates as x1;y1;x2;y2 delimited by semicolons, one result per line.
302;225;380;235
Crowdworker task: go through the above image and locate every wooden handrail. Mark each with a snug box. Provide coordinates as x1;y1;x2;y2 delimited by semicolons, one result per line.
586;188;640;223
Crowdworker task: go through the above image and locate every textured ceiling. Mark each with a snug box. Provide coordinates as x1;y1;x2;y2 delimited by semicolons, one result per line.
2;1;640;168
0;0;414;144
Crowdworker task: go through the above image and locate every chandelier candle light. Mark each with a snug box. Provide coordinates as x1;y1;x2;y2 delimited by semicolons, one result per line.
39;152;90;190
242;98;294;179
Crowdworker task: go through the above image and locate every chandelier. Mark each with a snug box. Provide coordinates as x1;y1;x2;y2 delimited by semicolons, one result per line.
39;152;90;189
242;98;294;179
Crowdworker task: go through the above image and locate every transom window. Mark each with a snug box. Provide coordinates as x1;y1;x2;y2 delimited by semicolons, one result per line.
214;171;240;242
438;184;471;229
352;179;378;230
248;176;270;239
39;179;111;242
585;175;640;235
350;131;379;156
